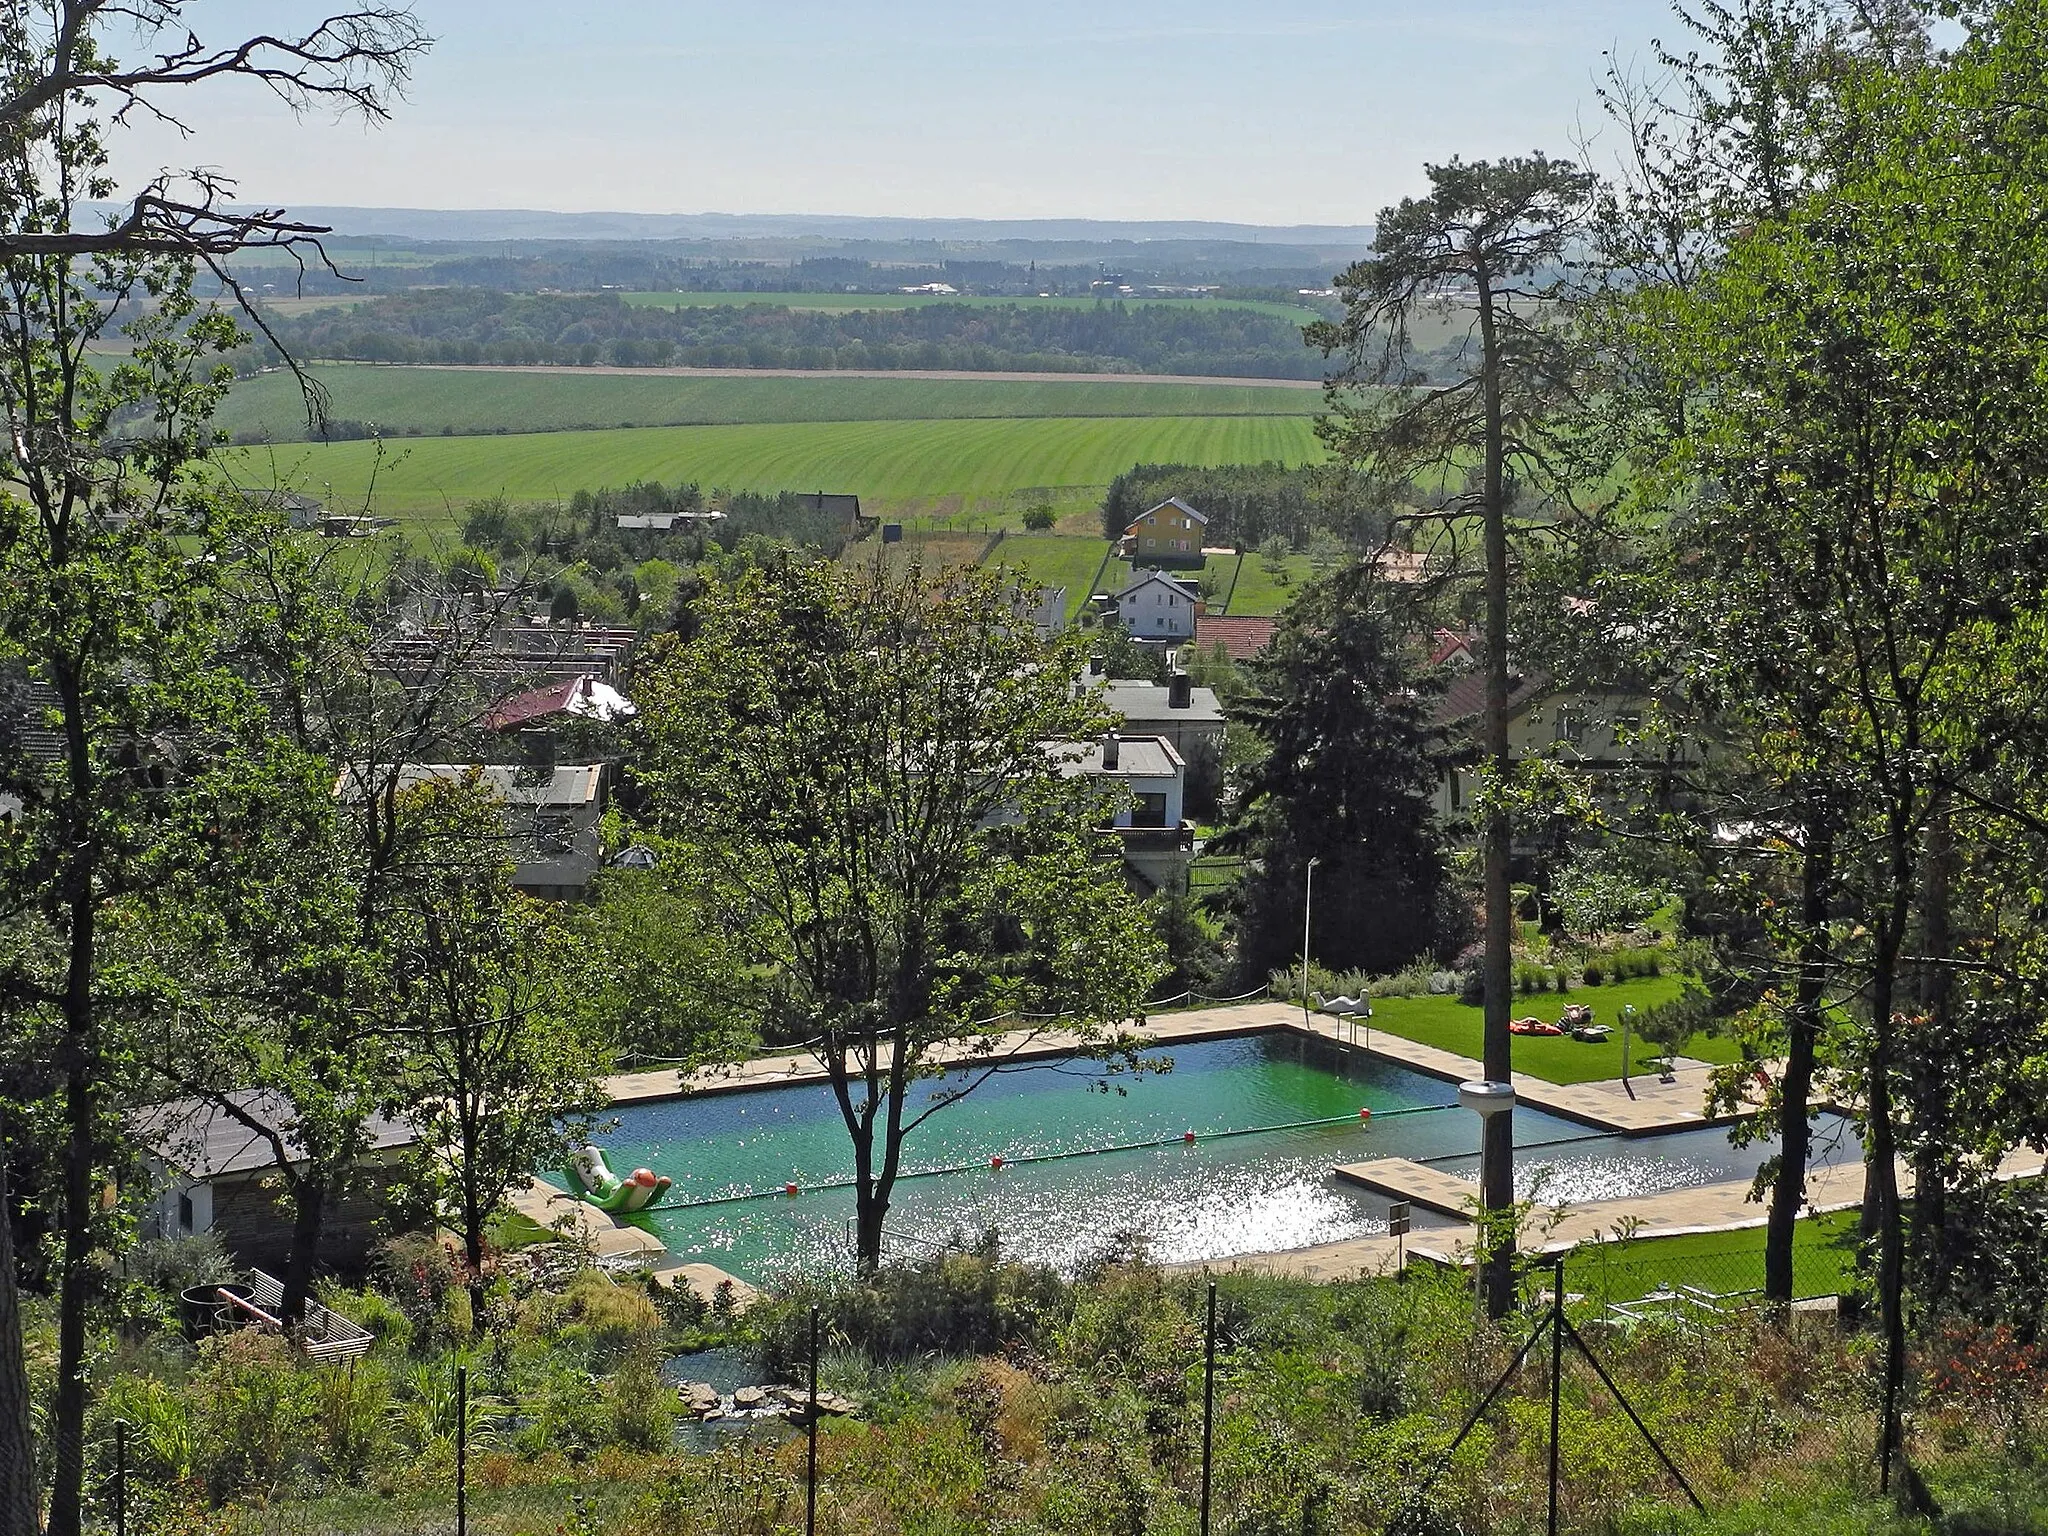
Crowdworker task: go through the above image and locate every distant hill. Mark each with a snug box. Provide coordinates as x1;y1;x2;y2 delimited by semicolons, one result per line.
236;206;1375;249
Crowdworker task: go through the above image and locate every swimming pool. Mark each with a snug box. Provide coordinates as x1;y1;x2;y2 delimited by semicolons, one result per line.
565;1033;1859;1281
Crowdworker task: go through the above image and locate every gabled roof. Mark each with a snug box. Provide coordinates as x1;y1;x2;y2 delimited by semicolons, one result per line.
1115;567;1199;601
1131;496;1208;529
1427;628;1478;668
136;1089;416;1179
1192;615;1276;662
484;674;637;732
1434;670;1550;729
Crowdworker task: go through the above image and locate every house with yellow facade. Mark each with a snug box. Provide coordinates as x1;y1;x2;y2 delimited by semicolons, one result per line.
1119;497;1209;567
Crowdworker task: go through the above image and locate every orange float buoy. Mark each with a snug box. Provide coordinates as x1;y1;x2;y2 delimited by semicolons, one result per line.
1358;1107;1372;1121
784;1181;799;1197
990;1155;1004;1170
1183;1129;1197;1144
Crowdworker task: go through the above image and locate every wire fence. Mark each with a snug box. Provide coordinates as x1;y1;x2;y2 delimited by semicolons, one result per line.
82;1217;1899;1536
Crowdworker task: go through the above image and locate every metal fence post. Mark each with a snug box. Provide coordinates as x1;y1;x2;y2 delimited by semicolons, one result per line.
807;1306;820;1536
1548;1255;1565;1536
114;1419;126;1536
1200;1278;1216;1536
456;1364;468;1536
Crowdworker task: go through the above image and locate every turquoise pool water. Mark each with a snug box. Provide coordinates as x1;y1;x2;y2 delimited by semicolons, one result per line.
565;1033;1852;1282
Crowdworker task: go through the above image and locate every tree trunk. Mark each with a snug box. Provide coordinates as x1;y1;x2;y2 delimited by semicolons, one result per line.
0;1164;42;1534
46;892;97;1536
1866;969;1908;1491
1766;812;1831;1305
279;1170;330;1329
1907;797;1953;1304
1473;257;1516;1320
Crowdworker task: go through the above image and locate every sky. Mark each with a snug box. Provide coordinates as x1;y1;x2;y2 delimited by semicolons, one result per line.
108;1;1684;227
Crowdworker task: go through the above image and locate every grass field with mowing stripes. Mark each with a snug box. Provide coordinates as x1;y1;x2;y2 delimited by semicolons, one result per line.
215;363;1321;442
227;415;1325;534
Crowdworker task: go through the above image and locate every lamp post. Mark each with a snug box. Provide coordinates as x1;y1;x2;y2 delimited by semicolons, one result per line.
1300;856;1321;1028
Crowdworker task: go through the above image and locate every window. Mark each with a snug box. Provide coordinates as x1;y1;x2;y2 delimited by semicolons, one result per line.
1555;708;1587;747
178;1191;195;1232
1448;772;1462;812
1132;792;1169;828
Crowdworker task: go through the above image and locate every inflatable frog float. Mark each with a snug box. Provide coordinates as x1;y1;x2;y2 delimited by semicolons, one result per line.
563;1144;671;1213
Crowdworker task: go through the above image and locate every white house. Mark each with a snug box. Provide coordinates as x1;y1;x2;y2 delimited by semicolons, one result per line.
336;762;609;900
1088;673;1225;755
1114;568;1202;642
1050;732;1192;892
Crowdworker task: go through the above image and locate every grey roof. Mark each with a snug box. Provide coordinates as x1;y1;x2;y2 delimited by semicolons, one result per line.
135;1089;417;1178
1050;735;1184;780
1115;568;1199;601
1096;679;1224;728
338;762;604;810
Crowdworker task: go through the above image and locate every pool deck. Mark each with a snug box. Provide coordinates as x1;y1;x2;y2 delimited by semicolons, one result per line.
603;1000;1743;1139
1186;1145;2048;1281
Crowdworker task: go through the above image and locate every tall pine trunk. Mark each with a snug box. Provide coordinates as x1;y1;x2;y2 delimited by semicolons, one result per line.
1474;259;1516;1320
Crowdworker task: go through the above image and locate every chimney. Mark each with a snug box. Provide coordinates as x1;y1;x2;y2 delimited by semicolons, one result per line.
1168;673;1192;710
1102;732;1120;771
1088;653;1105;677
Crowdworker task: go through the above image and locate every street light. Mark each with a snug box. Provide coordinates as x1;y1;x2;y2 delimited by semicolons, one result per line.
1300;856;1321;1029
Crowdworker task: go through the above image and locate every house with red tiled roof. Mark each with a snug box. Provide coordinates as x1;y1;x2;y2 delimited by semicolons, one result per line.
1430;670;1690;829
1189;614;1277;664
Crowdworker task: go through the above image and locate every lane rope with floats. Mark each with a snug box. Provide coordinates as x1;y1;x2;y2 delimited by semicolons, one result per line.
624;1100;1460;1214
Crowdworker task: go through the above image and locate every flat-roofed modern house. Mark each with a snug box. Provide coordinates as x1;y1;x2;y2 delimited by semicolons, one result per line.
337;762;609;899
1051;732;1192;892
135;1089;417;1269
1091;674;1225;755
1119;497;1209;566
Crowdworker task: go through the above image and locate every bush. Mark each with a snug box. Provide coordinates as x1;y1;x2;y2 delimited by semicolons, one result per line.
607;1347;677;1451
1581;959;1605;987
758;1244;1069;1373
548;1269;664;1363
1021;502;1056;531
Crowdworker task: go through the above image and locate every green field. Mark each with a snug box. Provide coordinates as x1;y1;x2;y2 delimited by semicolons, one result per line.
216;363;1320;442
616;290;1326;321
227;414;1325;534
984;535;1116;618
1219;551;1321;616
1569;1210;1861;1304
1363;974;1738;1086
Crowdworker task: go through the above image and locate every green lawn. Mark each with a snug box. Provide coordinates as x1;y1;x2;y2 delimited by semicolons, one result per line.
1568;1209;1861;1304
1222;552;1323;617
216;363;1320;443
226;414;1325;535
1360;974;1738;1085
985;535;1115;621
616;290;1327;322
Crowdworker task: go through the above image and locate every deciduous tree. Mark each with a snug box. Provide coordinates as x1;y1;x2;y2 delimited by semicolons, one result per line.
634;557;1164;1273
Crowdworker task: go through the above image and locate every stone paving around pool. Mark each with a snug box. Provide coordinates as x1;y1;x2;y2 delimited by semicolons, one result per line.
562;1000;2040;1289
1187;1144;2048;1282
603;999;1741;1137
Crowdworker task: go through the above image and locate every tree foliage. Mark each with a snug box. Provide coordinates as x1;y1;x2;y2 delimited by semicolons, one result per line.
634;556;1165;1270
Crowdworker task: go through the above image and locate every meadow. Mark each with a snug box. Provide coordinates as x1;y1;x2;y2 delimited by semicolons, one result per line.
214;363;1320;442
224;414;1325;535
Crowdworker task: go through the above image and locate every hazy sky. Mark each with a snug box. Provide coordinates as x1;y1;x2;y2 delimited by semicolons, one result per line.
110;1;1682;226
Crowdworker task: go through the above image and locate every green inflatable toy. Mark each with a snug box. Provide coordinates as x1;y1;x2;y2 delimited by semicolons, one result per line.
564;1144;671;1213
